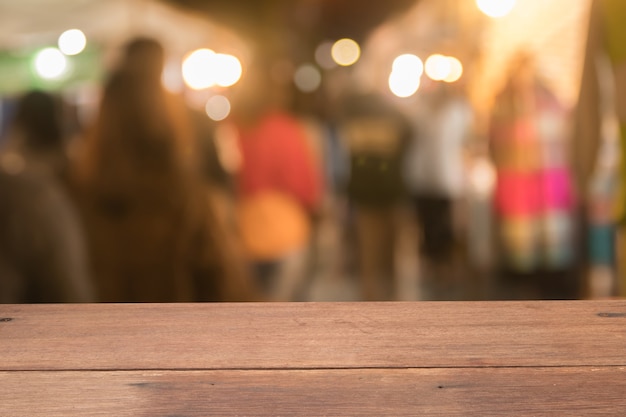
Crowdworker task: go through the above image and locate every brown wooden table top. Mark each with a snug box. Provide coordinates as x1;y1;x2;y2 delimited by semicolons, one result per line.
2;301;626;416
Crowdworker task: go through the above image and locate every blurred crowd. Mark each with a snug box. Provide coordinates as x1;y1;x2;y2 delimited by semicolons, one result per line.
1;39;256;303
2;0;626;303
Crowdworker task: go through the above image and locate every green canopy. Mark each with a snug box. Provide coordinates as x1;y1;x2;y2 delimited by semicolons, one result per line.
0;46;103;95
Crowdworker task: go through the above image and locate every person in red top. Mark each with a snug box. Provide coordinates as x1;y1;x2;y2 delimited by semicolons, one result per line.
236;110;322;214
226;59;323;300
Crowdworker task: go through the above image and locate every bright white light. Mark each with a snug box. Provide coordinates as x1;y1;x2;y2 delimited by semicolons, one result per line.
476;0;516;18
182;49;216;90
392;54;424;77
331;38;361;67
425;54;451;81
213;53;242;87
294;64;322;93
34;48;67;79
315;41;336;69
389;54;423;97
443;56;463;83
205;95;231;121
58;29;86;55
389;71;421;98
182;50;242;89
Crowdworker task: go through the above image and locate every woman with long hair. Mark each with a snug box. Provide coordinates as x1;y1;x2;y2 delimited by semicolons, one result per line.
76;38;255;302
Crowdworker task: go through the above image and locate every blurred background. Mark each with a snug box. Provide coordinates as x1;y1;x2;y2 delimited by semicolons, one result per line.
0;0;623;303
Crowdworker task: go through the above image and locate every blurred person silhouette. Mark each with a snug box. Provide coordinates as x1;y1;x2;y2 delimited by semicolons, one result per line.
404;82;473;291
2;91;72;182
576;0;626;297
226;56;323;301
490;53;576;298
75;37;256;302
188;108;239;229
338;90;411;301
0;90;94;302
293;84;353;301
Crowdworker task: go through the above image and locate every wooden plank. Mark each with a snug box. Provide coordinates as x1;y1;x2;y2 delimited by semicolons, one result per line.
1;301;626;371
2;367;626;416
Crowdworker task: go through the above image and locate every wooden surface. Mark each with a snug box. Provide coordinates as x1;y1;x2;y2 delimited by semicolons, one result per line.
2;301;626;415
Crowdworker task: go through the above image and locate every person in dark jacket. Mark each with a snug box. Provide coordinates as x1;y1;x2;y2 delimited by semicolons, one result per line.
0;90;94;303
338;91;412;300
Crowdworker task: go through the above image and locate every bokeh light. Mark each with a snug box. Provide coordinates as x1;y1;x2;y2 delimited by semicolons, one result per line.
443;56;463;83
182;48;216;90
388;54;423;98
205;95;231;121
294;64;322;93
425;54;451;81
213;53;242;87
476;0;516;18
58;29;86;55
182;49;243;90
315;41;337;69
389;71;420;98
392;54;424;77
331;38;361;67
34;48;68;79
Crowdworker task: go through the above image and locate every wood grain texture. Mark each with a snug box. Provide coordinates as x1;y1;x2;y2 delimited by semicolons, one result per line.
3;367;626;416
1;301;625;371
